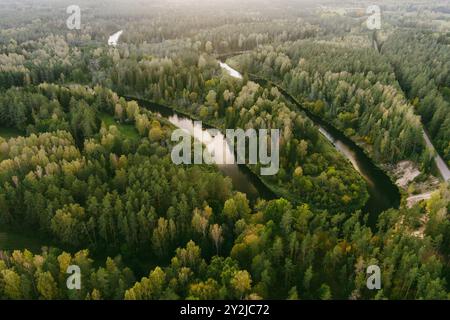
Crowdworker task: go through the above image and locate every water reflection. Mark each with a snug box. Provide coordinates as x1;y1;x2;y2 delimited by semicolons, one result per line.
108;30;123;46
168;115;235;165
219;62;243;79
131;98;275;202
248;78;400;223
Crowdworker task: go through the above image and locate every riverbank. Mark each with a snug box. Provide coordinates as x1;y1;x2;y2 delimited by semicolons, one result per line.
224;53;446;205
124;79;391;225
123;94;371;216
244;73;401;215
254;72;444;211
122;94;277;203
0;228;46;253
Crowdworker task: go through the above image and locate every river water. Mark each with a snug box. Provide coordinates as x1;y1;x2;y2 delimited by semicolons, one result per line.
108;30;123;46
218;62;400;222
0;62;403;252
219;62;243;79
126;96;276;203
259;78;400;222
127;61;400;225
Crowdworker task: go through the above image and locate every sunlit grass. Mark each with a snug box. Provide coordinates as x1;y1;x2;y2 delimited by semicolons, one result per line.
99;113;140;140
0;230;45;253
0;127;23;139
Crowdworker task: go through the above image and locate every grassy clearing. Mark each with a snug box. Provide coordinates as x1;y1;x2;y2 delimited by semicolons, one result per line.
0;230;45;253
99;113;140;140
0;127;23;139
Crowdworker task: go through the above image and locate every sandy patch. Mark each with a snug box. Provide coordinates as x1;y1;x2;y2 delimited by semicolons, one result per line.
394;160;421;188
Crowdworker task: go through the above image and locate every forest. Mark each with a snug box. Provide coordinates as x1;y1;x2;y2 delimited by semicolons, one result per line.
0;0;449;301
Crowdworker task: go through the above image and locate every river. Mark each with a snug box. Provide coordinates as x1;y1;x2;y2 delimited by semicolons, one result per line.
124;96;276;203
218;62;400;223
0;62;402;252
128;62;400;225
108;30;123;46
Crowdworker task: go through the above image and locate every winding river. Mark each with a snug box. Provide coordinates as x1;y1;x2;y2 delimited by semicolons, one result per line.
247;74;400;224
0;61;403;252
126;61;401;226
124;96;276;203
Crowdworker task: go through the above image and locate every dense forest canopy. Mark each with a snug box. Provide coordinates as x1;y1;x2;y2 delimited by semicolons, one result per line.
0;0;449;301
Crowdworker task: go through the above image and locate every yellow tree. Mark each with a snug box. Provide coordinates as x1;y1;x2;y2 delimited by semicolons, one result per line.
231;270;252;299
